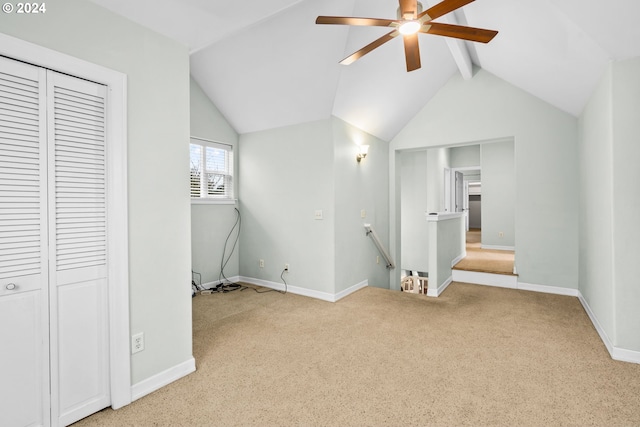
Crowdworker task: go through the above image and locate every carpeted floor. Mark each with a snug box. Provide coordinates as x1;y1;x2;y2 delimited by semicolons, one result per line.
73;282;640;426
453;229;515;275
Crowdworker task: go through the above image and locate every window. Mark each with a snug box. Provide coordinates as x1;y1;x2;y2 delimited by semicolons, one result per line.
190;137;234;203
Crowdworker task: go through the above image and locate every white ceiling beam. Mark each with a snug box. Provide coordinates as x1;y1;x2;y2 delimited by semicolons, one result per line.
423;1;473;80
443;36;473;80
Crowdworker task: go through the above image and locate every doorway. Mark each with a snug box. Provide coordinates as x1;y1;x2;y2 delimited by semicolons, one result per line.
449;166;481;235
394;139;515;290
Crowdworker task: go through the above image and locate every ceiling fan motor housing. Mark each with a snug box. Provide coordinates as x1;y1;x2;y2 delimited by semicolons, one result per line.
397;1;423;20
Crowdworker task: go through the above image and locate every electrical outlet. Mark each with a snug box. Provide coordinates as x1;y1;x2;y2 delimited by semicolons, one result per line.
132;332;144;354
284;263;289;272
499;232;504;238
376;256;380;264
259;259;265;268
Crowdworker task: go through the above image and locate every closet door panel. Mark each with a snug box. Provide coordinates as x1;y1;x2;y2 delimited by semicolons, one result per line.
47;71;110;427
0;57;49;427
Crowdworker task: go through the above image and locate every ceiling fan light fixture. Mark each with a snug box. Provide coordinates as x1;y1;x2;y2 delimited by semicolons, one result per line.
399;20;421;36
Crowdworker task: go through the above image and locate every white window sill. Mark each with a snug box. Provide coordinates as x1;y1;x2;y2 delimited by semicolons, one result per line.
190;198;237;205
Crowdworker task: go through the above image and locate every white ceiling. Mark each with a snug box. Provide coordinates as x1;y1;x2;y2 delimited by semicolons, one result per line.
90;0;640;141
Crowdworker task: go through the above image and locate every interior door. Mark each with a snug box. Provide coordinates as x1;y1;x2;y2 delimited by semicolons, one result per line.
47;70;110;426
0;56;50;427
454;171;464;213
463;181;469;231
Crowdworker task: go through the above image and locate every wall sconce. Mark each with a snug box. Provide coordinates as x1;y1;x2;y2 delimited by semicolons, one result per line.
356;145;369;163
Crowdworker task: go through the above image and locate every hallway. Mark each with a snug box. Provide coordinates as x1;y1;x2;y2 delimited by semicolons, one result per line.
452;229;516;276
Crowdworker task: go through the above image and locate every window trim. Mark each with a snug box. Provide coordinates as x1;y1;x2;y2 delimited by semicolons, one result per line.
190;137;235;204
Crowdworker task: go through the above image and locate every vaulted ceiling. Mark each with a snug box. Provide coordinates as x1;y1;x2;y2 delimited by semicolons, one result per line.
89;0;640;141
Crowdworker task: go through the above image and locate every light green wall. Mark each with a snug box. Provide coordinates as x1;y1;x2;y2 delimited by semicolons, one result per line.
581;58;640;352
450;145;480;168
239;120;335;293
578;65;615;342
427;216;464;291
190;76;238;143
401;150;429;273
190;78;240;285
239;117;390;295
0;0;193;383
390;68;579;290
481;140;516;247
611;58;640;351
332;117;390;291
426;147;450;213
400;147;453;275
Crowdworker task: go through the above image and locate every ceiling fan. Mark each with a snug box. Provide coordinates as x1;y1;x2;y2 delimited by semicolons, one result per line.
316;0;498;72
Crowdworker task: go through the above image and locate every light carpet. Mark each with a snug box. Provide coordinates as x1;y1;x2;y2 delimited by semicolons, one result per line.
74;283;640;426
453;229;515;275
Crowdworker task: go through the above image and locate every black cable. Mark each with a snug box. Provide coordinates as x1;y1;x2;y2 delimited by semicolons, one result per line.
214;207;242;293
244;268;287;295
206;207;288;295
192;270;203;291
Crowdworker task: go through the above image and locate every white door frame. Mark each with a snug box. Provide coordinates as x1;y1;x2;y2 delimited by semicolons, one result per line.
450;166;481;233
443;167;451;212
0;33;132;409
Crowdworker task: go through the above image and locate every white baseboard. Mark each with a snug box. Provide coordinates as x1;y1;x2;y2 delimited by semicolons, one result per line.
611;346;640;364
451;252;466;267
517;282;580;297
237;276;367;303
131;357;196;401
452;269;518;288
427;276;453;297
335;280;368;301
576;293;640;364
481;244;515;251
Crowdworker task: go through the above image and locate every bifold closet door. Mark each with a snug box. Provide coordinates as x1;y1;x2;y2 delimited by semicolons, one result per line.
0;56;50;427
47;70;110;427
0;55;110;427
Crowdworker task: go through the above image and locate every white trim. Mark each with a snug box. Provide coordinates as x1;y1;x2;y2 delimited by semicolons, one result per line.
191;198;237;205
131;358;196;402
452;269;518;288
335;280;368;301
426;211;465;221
481;244;515;251
427;276;453;297
238;277;367;303
517;282;579;297
451;252;466;267
0;33;131;408
611;346;640;364
577;292;640;364
578;292;614;357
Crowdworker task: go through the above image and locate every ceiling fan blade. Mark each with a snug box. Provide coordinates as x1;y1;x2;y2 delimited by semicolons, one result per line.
422;22;498;43
340;30;400;65
399;0;419;19
403;33;421;72
316;16;397;27
419;0;474;22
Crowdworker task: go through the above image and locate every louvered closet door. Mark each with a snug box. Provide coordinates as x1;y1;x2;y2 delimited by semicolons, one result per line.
47;71;110;426
0;56;50;427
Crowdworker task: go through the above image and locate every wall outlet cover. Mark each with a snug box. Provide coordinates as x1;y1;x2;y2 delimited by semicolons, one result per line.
132;332;144;354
